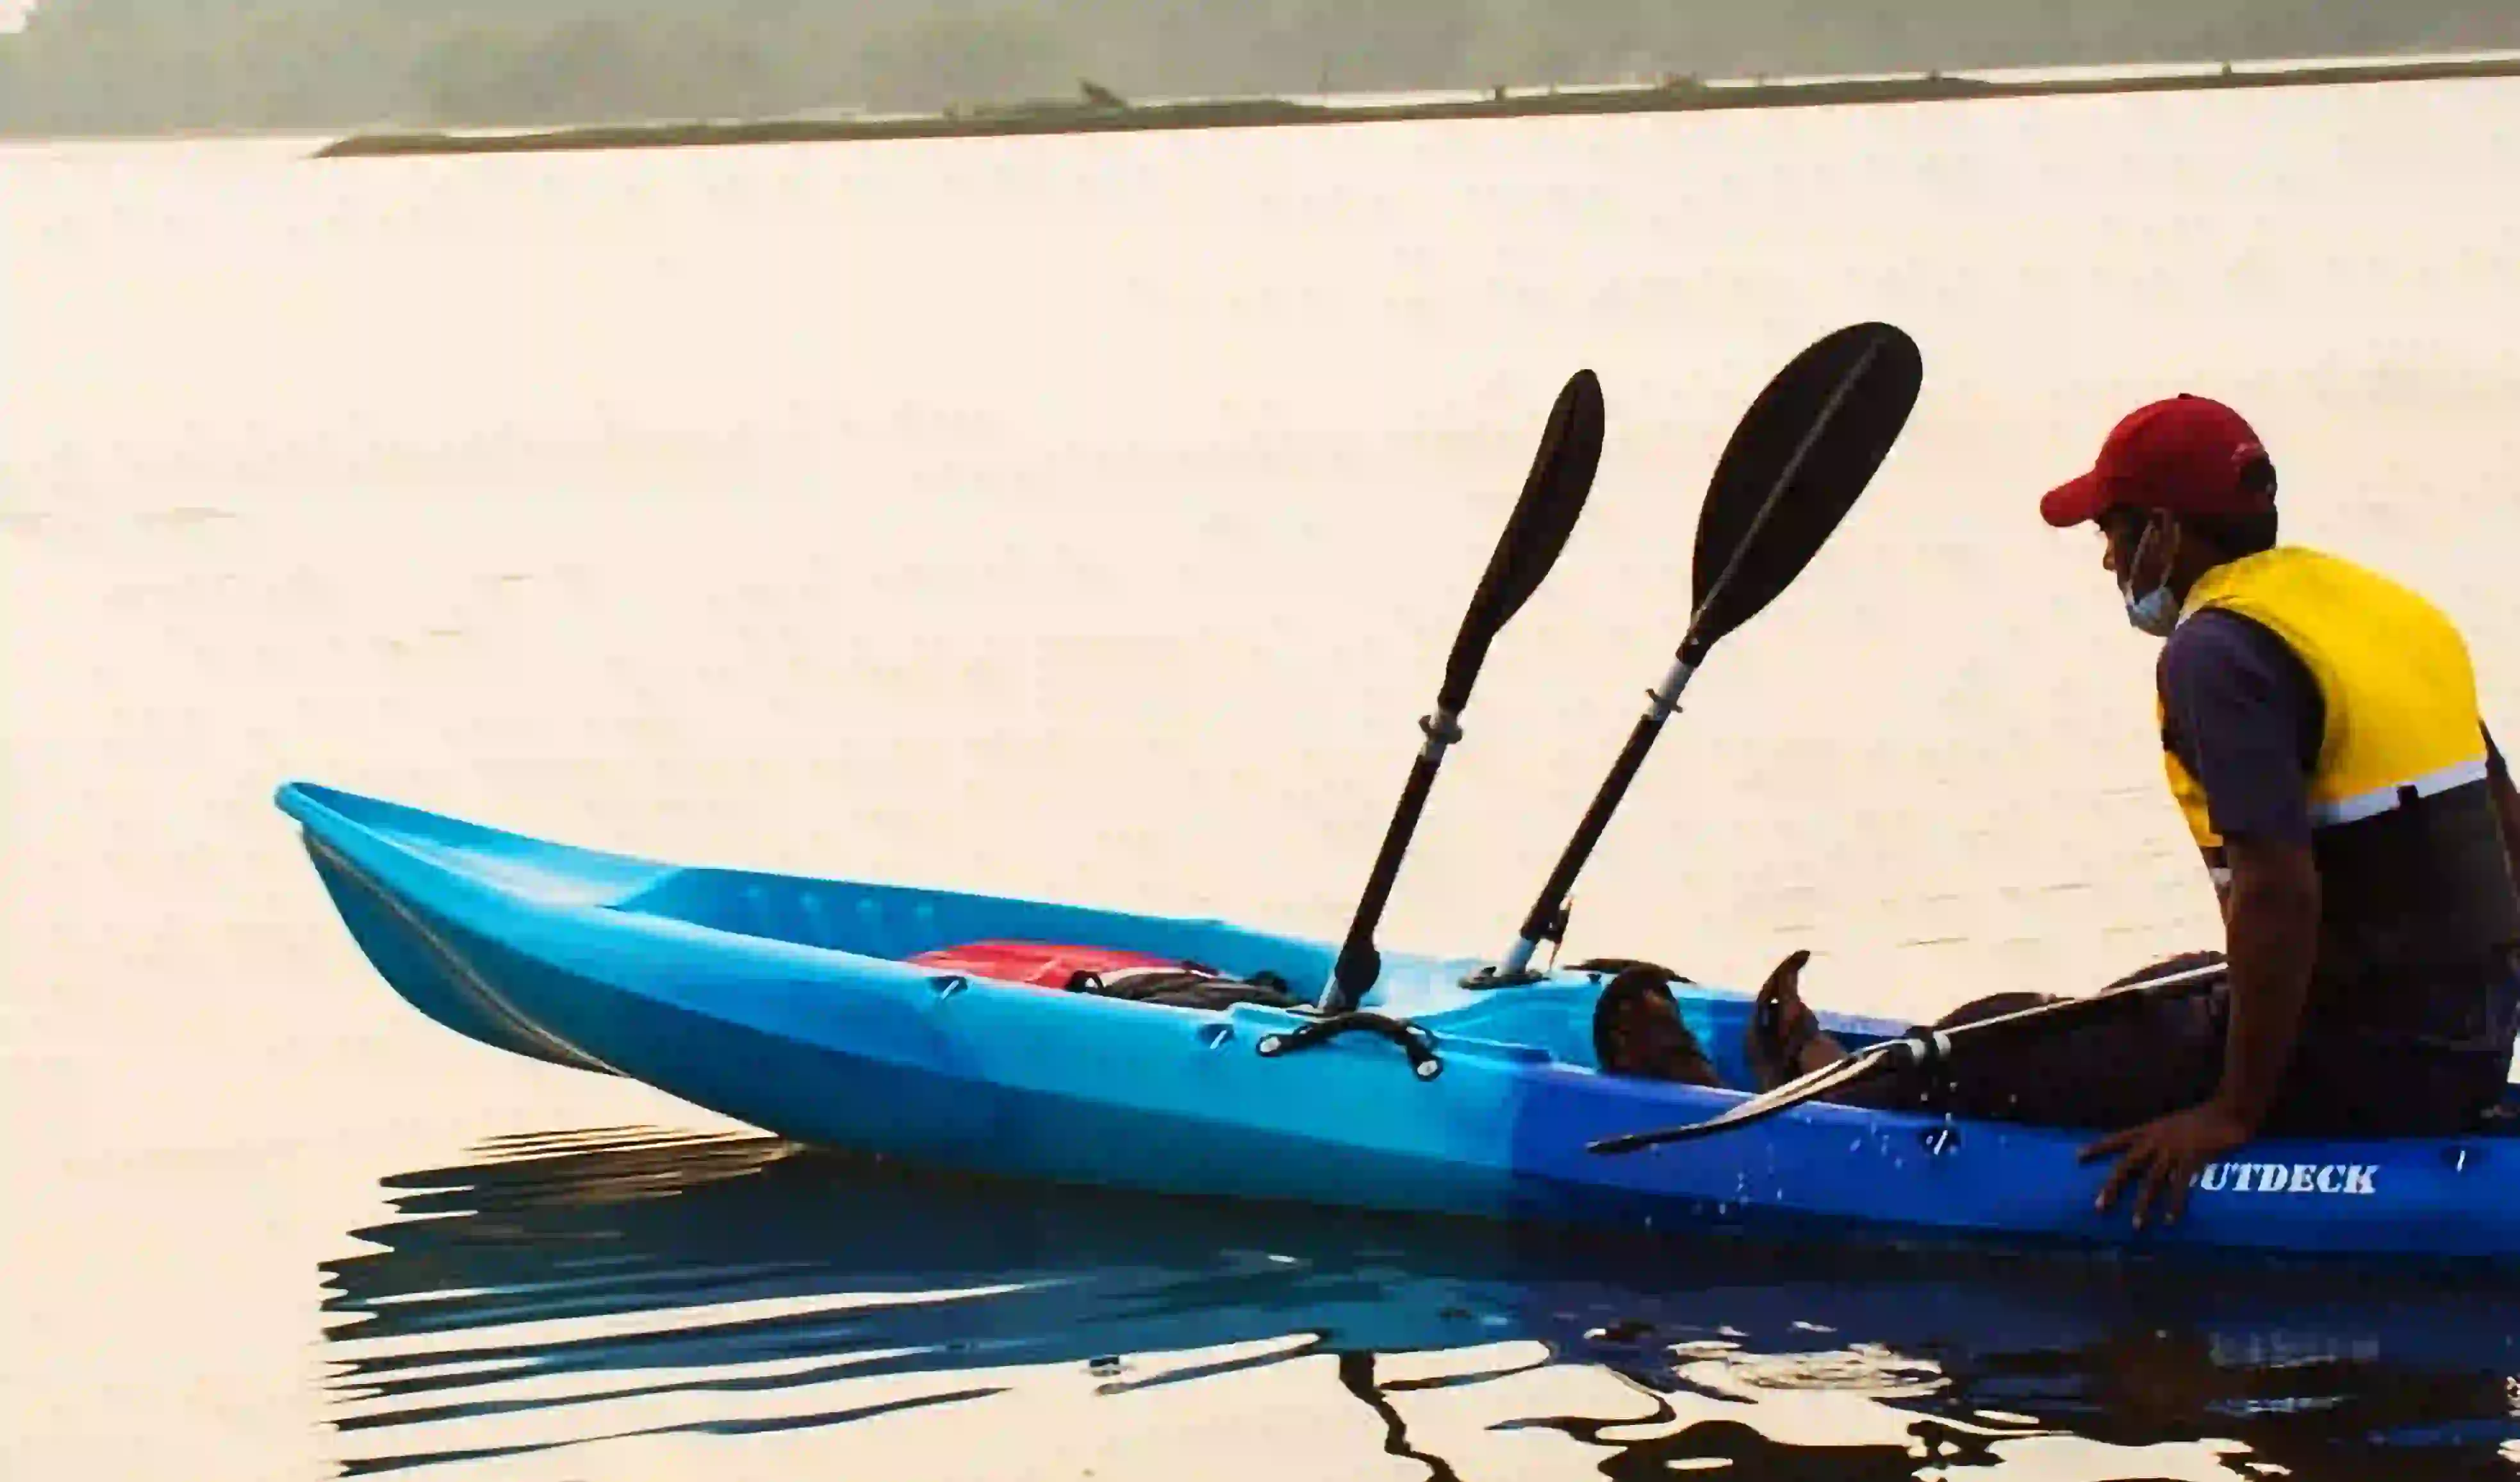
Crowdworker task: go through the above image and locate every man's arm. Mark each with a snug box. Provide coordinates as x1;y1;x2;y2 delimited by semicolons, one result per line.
2085;613;2321;1225
2167;615;2324;1092
2210;834;2322;1130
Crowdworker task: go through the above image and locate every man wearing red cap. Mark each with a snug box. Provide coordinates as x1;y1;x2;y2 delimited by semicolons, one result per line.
1743;394;2520;1229
2045;393;2520;1222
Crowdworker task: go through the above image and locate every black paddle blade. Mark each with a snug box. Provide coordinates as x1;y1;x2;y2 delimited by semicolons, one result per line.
1685;322;1921;660
1439;368;1604;713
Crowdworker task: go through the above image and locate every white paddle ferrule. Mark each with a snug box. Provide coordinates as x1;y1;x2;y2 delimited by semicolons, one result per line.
1496;935;1541;978
1645;657;1696;722
1417;707;1465;762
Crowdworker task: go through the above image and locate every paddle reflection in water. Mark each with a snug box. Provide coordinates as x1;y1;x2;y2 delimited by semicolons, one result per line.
318;1128;2520;1479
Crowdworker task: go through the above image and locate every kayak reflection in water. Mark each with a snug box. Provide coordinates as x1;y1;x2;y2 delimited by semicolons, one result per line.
1742;393;2520;1230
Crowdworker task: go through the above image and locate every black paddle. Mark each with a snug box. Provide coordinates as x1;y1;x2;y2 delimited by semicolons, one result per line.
1586;958;2230;1153
1319;369;1606;1014
1474;322;1924;985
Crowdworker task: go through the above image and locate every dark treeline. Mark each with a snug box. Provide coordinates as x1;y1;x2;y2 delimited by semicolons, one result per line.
3;0;2514;136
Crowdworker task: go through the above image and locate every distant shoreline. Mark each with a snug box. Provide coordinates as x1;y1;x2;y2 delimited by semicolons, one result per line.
311;52;2520;160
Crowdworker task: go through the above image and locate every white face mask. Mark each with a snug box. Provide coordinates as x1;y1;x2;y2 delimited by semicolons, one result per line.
2118;515;2183;638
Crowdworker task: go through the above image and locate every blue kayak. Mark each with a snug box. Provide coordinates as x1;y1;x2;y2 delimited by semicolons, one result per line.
276;779;2520;1264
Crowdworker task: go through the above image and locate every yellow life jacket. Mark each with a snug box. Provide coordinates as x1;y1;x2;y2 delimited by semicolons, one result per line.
2155;546;2520;987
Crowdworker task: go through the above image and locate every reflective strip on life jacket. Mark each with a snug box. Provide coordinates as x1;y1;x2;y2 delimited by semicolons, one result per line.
2306;755;2493;828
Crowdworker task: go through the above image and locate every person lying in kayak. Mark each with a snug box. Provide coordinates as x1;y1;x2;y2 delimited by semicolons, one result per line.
1743;394;2520;1227
1743;947;2237;1119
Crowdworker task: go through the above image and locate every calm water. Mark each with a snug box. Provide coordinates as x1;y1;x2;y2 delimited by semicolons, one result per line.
8;78;2520;1479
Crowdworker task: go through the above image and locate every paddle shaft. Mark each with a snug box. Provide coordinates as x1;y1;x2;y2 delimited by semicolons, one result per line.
1492;657;1695;977
1327;712;1462;1009
1491;337;1887;979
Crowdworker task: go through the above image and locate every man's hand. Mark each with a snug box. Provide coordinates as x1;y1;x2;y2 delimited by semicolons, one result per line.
2080;1101;2253;1228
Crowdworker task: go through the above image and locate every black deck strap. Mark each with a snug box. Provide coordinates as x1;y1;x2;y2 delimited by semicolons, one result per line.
1255;1012;1443;1080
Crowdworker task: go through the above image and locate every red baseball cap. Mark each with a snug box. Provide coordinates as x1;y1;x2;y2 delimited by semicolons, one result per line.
2039;394;2274;528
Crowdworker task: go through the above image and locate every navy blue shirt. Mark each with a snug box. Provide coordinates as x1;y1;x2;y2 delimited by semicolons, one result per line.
2159;609;2507;845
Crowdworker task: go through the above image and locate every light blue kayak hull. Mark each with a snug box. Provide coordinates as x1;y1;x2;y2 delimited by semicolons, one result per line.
276;780;2520;1264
